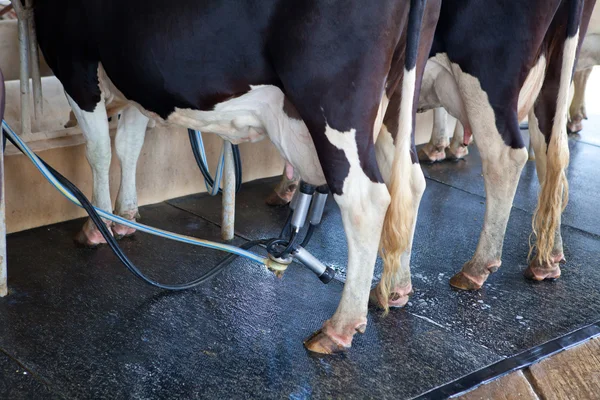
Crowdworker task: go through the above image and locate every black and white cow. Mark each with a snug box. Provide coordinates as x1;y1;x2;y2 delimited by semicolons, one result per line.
32;0;593;353
416;0;595;290
34;0;441;353
422;1;599;161
271;0;594;294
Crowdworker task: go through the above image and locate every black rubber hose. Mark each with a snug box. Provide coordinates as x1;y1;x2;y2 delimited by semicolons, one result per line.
4;130;264;290
188;129;242;193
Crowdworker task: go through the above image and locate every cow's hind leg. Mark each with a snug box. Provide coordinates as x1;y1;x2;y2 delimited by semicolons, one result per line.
526;111;565;280
67;95;113;247
524;26;580;281
448;77;528;290
372;125;425;309
419;107;450;162
568;67;592;133
447;120;470;160
112;106;149;238
302;125;390;353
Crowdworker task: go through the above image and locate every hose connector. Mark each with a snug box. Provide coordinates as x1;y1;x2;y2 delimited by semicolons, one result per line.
293;246;336;284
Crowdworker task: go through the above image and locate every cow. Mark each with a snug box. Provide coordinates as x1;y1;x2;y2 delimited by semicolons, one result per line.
33;0;441;353
568;2;600;132
412;0;595;291
421;1;599;162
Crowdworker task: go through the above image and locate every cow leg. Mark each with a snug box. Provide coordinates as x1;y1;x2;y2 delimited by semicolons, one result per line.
526;111;565;280
67;95;113;246
568;67;592;133
450;127;527;289
112;106;149;239
527;136;536;161
265;162;299;207
302;125;390;354
447;120;470;160
419;107;449;162
448;77;528;290
371;118;426;309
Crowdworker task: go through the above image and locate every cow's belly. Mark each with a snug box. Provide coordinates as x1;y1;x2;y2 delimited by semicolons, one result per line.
99;65;326;185
169;86;326;185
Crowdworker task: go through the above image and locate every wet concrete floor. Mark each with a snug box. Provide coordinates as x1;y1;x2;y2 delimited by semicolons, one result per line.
1;131;599;399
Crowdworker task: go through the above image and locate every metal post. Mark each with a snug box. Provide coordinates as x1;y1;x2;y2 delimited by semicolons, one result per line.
26;0;43;119
221;141;235;241
0;124;7;297
12;0;31;135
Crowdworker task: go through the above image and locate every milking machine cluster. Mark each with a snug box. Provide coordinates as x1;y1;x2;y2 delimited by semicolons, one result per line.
266;182;335;283
1;120;336;290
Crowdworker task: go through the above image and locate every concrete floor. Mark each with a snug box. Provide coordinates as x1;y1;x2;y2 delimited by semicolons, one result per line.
0;125;599;398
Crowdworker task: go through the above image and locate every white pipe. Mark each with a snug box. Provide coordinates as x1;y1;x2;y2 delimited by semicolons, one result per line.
221;141;235;241
12;0;31;135
26;0;42;118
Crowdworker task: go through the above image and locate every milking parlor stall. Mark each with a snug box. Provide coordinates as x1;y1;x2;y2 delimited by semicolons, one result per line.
1;1;600;399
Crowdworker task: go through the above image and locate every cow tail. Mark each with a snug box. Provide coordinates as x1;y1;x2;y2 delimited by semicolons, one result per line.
380;0;426;314
531;0;583;266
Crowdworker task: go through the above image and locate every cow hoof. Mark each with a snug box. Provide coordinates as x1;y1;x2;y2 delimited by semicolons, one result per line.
304;329;349;354
74;219;111;247
369;283;412;309
265;190;292;207
111;211;140;239
447;145;469;160
112;222;137;240
449;272;483;291
418;145;447;163
304;320;365;354
567;119;583;134
524;257;563;281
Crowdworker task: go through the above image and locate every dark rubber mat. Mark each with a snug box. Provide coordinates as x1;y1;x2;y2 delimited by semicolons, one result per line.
1;202;498;399
170;176;600;357
0;352;57;400
1;131;599;399
420;134;600;237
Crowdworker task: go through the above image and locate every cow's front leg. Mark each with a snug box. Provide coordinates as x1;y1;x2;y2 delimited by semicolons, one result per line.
265;163;299;207
112;106;149;238
419;107;450;162
67;96;113;247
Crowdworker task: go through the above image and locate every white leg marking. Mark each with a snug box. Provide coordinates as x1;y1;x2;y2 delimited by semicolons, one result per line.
431;107;450;148
429;56;528;287
324;126;390;346
376;122;425;303
114;106;149;218
517;55;547;121
67;95;112;214
530;32;579;270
